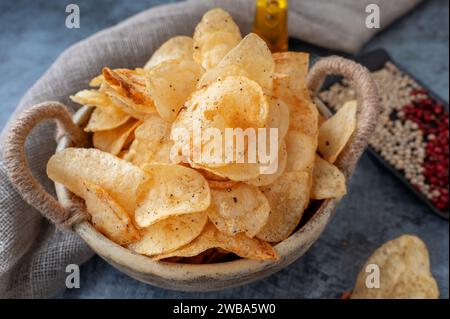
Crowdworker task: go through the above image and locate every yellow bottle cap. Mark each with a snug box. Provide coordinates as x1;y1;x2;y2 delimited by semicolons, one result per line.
253;0;288;52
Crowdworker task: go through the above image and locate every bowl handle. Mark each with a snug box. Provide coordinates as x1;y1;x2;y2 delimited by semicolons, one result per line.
307;56;380;178
3;101;89;229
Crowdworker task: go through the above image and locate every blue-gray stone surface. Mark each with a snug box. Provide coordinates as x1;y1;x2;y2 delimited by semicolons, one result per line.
0;0;448;298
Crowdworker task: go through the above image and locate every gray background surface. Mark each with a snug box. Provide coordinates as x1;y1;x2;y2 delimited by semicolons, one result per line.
0;0;448;298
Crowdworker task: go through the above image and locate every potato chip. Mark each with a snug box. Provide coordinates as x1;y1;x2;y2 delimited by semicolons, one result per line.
288;90;320;138
144;36;194;70
351;235;439;299
310;155;347;199
83;181;140;246
146;59;204;122
246;141;287;186
70;90;111;108
277;98;290;142
70;89;133;132
101;84;151;121
266;96;289;144
92;119;140;155
193;8;241;40
135;163;210;227
128;211;208;256
386;272;440;299
318;100;357;163
256;171;310;242
83;105;131;132
193;8;241;62
123;128;135;149
273;52;309;96
118;149;129;159
285;130;316;173
199;76;270;128
171;76;270;169
318;113;327;127
89;75;104;87
47;148;149;213
102;67;156;114
154;222;278;261
194;31;240;70
194;162;261;182
266;96;281;130
233;97;288;185
124;114;173;166
103;68;147;90
207;183;270;237
272;52;318;139
198;33;274;94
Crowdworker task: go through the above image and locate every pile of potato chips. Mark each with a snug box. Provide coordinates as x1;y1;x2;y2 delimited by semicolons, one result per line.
47;9;355;263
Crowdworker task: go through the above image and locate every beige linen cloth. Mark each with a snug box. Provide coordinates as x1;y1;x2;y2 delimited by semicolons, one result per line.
0;0;421;298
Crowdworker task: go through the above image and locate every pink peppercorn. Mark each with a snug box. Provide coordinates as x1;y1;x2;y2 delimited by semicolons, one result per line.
402;93;449;211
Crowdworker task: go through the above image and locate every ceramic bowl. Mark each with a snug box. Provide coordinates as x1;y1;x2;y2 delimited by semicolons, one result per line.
54;102;340;292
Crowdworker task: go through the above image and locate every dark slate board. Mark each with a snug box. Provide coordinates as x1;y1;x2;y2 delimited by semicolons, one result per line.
311;48;449;220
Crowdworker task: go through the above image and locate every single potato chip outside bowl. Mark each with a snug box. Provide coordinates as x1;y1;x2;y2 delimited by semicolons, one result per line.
5;56;379;292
